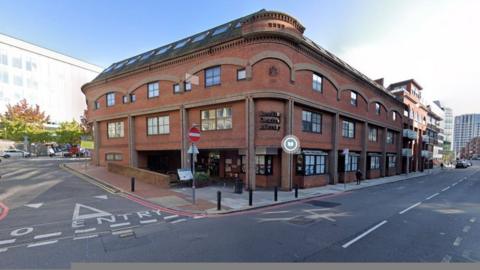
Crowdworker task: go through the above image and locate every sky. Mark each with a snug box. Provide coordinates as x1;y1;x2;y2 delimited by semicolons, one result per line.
1;0;479;115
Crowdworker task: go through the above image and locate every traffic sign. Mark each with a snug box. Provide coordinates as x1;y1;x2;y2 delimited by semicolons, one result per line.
187;144;199;154
189;127;201;142
281;135;300;154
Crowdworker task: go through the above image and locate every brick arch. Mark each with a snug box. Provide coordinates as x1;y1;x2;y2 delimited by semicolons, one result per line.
126;75;180;95
292;63;340;91
248;50;294;81
91;88;128;103
338;86;369;111
187;57;248;76
388;108;404;121
368;98;388;113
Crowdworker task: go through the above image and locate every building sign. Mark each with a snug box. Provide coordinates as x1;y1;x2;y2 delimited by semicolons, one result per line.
259;111;281;131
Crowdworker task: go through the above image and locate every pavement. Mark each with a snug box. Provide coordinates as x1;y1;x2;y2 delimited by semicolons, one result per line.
65;161;442;215
0;158;479;267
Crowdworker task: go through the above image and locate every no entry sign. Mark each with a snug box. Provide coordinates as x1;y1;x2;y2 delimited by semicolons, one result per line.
188;126;201;142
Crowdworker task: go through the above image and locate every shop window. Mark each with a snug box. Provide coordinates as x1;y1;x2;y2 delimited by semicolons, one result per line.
296;154;327;175
369;156;380;169
256;155;273;175
388;156;397;168
345;155;359;172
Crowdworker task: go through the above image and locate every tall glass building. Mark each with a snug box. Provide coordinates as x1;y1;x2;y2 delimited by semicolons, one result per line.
0;33;102;124
453;114;480;156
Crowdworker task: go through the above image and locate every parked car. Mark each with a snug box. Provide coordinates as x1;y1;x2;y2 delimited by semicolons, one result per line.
455;160;468;168
1;149;31;158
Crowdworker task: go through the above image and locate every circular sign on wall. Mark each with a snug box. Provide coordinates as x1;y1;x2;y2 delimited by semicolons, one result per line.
188;127;201;142
281;135;300;154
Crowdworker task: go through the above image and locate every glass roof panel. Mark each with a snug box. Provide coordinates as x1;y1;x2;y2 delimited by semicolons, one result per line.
155;45;171;55
103;65;114;73
126;57;139;65
212;24;230;36
192;32;208;43
234;22;242;28
140;51;155;61
113;61;127;70
174;39;190;49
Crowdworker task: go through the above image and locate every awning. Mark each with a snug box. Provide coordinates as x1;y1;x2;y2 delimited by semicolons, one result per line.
238;147;279;156
302;149;328;156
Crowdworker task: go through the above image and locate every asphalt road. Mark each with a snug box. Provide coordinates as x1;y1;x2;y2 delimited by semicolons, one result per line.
0;158;479;268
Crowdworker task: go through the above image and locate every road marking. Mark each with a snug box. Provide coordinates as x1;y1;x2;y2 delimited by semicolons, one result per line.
110;222;130;228
24;203;43;209
73;234;98;240
399;202;422;215
164;215;179;220
193;215;206;219
0;239;16;245
470;218;476;223
72;203;113;221
27;240;58;248
112;229;133;235
170;218;187;224
94;195;108;200
0;248;7;253
441;254;452;262
139;219;157;224
426;193;440;200
441;187;450;192
74;228;96;234
262;210;290;215
463;226;471;233
452;182;458;186
342;220;388;248
34;232;62;239
453;237;463;246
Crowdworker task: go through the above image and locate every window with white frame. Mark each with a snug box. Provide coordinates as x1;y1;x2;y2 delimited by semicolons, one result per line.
184;81;192;91
201;107;232;131
312;73;322;92
237;69;246;80
375;103;381;115
107;122;124;138
342;120;355;138
368;127;378;142
205;66;221;87
148;82;159;98
386;131;394;144
173;83;181;94
122;95;129;104
370;156;380;169
256;155;273;175
388;155;397;168
303;155;327;175
106;92;115;107
147;115;170;135
12;57;22;69
345;155;359;172
302;110;321;133
106;153;123;161
351;91;358;106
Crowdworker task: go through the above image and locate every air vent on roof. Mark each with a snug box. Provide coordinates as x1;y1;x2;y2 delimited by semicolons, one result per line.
212;24;230;36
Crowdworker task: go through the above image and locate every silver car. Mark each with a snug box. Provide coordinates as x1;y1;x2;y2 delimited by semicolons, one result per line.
1;149;31;158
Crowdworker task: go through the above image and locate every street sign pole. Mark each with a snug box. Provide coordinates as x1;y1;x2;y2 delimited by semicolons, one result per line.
191;142;196;204
344;153;348;190
188;126;201;204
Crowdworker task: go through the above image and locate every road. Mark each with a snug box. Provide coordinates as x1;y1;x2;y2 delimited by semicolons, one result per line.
0;158;479;268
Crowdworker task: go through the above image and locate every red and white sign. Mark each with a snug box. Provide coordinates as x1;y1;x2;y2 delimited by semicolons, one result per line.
188;127;201;142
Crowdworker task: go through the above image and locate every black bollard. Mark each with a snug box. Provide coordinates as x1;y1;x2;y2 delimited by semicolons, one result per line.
131;177;135;192
274;186;278;201
249;189;253;206
217;191;221;211
295;184;299;198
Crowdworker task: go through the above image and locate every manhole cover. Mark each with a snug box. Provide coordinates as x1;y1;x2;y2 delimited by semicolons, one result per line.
303;200;340;208
287;216;315;226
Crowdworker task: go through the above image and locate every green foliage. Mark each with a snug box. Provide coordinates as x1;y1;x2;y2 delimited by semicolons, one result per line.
194;172;210;183
55;120;84;145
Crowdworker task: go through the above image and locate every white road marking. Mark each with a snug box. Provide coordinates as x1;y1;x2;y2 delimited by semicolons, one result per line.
72;203;112;221
426;193;440;200
441;255;452;262
453;237;463;246
139;219;157;224
193;216;206;219
463;225;471;233
74;228;96;234
164;215;179;220
262;210;290;215
441;187;450;192
24;203;44;209
0;248;7;253
94;195;108;200
470;218;476;223
0;239;16;245
73;234;98;240
112;229;133;235
342;220;388;248
452;183;458;186
399;202;422;215
34;232;62;239
27;240;58;248
110;222;131;228
170;218;187;224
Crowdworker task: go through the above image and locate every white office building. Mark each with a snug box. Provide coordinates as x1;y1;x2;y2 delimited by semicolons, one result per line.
0;33;102;123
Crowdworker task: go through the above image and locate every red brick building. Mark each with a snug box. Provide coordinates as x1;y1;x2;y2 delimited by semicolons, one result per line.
82;10;405;190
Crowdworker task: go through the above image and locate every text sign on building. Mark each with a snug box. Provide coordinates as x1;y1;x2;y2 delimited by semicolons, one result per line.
188;127;201;142
80;141;95;150
259;111;281;131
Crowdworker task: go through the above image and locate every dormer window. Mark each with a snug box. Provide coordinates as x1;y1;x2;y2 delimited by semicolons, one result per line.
351;92;358;106
375;103;381;115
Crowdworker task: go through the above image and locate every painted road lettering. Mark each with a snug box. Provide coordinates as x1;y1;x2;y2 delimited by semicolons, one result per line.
11;227;34;237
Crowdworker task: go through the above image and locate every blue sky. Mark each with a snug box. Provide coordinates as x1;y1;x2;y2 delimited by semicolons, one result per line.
1;0;479;114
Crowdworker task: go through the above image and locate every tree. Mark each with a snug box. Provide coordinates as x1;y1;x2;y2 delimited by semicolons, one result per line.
55;120;84;145
80;109;92;135
0;99;51;142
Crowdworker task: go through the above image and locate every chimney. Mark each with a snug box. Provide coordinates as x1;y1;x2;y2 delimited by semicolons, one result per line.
374;78;384;87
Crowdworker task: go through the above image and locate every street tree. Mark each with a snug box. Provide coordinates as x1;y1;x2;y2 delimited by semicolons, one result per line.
55;120;84;145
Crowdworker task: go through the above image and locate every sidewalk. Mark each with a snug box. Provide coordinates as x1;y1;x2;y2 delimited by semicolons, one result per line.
64;162;441;216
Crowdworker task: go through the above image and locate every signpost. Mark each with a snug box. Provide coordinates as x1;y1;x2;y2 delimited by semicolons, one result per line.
80;136;95;171
188;126;201;204
342;148;349;190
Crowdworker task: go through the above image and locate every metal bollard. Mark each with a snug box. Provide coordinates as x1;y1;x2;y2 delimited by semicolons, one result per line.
217;191;221;211
295;184;298;198
131;177;135;192
249;189;253;206
274;186;278;201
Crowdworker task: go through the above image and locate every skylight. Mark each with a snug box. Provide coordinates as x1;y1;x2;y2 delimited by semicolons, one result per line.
192;32;208;43
140;51;155;61
155;46;171;55
235;22;242;28
212;24;230;36
126;57;139;65
103;65;114;73
113;61;127;70
174;39;190;49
